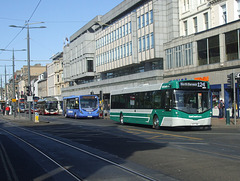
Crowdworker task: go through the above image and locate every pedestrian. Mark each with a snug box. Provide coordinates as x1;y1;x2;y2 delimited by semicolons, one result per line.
2;105;5;115
218;100;224;119
5;106;10;115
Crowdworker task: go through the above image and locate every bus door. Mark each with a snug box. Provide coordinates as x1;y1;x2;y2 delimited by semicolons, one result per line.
159;90;173;126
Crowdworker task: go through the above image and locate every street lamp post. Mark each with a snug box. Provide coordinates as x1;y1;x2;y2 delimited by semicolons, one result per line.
10;22;46;121
0;48;26;118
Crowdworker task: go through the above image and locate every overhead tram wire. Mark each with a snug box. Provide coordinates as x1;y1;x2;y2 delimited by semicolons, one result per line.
1;0;42;52
26;0;42;23
0;59;50;62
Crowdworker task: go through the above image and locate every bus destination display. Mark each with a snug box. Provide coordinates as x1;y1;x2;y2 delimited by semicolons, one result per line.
179;81;207;89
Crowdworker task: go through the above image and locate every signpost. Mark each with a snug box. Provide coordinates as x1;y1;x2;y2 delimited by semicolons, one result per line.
227;71;240;125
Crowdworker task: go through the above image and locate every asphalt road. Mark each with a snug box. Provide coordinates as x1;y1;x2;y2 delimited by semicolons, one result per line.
1;114;240;181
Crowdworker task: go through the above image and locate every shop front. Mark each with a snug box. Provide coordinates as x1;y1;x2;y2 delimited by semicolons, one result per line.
210;84;239;118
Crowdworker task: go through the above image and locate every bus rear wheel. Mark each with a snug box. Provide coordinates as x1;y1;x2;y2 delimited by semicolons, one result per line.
120;114;124;125
153;115;160;130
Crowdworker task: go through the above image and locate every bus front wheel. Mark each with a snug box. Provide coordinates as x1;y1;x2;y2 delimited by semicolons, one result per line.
120;114;124;125
153;115;160;130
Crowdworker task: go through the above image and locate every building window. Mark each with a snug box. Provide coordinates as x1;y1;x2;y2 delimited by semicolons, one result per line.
142;36;146;51
183;0;189;12
118;46;120;59
129;21;132;33
238;0;240;18
138;16;141;29
120;45;123;59
115;47;117;60
184;43;193;66
119;27;122;38
87;60;93;72
117;28;119;39
130;41;132;55
125;23;128;35
175;46;182;67
197;35;220;65
209;35;220;64
166;49;173;69
151;32;154;49
184;21;188;36
198;39;208;65
165;43;193;69
146;34;150;50
193;17;198;33
113;49;115;61
142;14;145;27
146;12;149;25
221;4;227;24
225;30;239;61
138;38;142;52
150;10;153;24
204;12;209;30
57;75;59;82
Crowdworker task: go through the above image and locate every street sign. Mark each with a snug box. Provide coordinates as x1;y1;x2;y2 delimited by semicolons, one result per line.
27;96;33;102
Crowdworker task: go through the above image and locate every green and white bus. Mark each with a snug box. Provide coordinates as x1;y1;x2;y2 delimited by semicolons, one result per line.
110;80;211;129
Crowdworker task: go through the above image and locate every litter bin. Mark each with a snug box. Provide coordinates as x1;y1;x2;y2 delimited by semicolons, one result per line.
226;108;230;125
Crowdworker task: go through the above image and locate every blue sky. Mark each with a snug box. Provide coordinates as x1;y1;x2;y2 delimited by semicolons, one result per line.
0;0;123;80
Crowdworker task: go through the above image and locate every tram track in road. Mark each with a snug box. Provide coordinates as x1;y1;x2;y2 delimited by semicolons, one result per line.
0;121;175;181
35;116;240;163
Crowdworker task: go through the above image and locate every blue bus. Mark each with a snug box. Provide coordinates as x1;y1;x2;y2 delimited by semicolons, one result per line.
63;95;100;118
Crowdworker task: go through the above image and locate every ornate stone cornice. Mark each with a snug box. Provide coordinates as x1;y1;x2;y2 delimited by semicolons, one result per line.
207;0;226;5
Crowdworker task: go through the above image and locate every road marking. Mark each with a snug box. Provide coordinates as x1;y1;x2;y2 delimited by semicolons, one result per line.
122;127;203;141
0;141;19;181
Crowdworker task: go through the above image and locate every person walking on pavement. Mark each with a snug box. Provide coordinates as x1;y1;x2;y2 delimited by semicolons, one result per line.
218;100;224;119
2;105;5;115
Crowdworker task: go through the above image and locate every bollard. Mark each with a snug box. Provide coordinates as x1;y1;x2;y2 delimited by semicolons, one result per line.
35;112;39;123
226;108;230;125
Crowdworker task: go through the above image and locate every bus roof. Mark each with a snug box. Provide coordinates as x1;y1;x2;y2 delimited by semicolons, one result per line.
63;95;98;99
111;83;163;95
111;80;209;95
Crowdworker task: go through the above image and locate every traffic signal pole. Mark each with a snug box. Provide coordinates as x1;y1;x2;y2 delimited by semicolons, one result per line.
227;71;237;125
233;70;236;125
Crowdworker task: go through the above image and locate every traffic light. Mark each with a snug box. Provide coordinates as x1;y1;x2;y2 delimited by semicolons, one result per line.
227;73;234;88
26;86;31;96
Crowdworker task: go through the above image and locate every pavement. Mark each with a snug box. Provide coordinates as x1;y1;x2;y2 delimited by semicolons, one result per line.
0;113;239;128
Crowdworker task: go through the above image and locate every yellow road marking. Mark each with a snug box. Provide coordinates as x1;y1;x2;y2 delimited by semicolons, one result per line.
123;127;203;141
